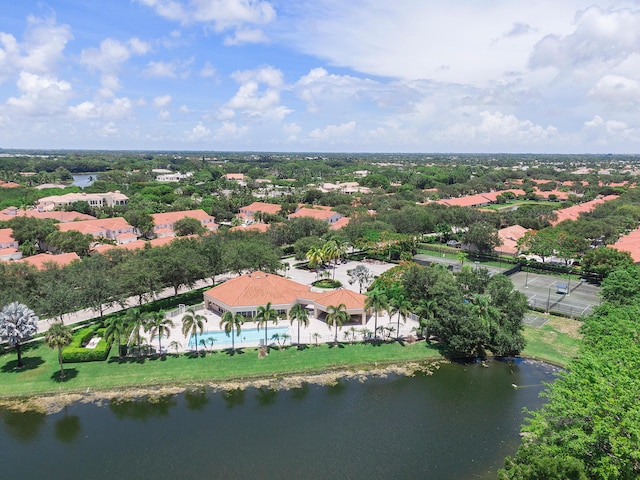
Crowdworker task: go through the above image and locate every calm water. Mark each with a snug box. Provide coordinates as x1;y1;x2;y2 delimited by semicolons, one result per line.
0;360;557;480
71;174;96;187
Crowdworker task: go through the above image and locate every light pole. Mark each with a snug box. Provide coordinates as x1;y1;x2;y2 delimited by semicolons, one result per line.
525;269;529;288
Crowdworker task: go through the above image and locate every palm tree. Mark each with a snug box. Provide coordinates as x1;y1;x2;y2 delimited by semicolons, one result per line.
322;240;340;279
256;302;278;346
169;340;182;355
126;308;147;356
416;298;437;341
145;310;174;355
0;302;39;368
182;307;207;355
220;311;244;352
45;321;73;379
312;332;321;346
471;293;498;357
389;295;411;341
288;303;309;348
104;315;128;358
325;303;348;344
365;288;389;342
306;245;324;279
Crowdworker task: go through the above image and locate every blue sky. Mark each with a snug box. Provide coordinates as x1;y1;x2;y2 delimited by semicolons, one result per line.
2;0;640;153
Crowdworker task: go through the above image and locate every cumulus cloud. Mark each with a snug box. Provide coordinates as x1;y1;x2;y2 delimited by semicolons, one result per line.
222;65;291;120
214;120;248;140
143;57;193;78
187;121;211;141
588;74;640;109
81;37;150;74
5;72;72;116
309;121;356;139
137;0;275;43
582;115;639;145
69;97;134;121
153;94;172;107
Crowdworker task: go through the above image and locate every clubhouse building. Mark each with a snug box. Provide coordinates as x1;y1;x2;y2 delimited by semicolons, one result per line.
203;271;368;325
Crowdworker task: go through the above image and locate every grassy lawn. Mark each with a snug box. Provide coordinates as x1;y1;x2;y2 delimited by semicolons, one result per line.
521;315;583;366
0;314;583;398
0;340;442;398
483;200;561;211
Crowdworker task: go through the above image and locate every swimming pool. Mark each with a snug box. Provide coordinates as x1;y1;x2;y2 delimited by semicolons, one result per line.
188;327;290;347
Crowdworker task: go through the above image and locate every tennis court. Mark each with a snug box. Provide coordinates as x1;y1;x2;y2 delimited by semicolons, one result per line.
509;271;600;318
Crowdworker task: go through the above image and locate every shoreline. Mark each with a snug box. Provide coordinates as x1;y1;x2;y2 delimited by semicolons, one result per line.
0;356;560;415
0;359;447;415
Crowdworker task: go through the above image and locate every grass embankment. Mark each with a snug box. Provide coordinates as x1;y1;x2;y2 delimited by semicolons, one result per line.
0;315;582;398
0;341;441;398
522;315;582;366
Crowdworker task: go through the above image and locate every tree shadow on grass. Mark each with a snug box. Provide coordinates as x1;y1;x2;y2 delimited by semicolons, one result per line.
51;368;78;383
295;344;309;351
108;355;147;364
223;348;245;356
1;356;44;373
328;342;345;349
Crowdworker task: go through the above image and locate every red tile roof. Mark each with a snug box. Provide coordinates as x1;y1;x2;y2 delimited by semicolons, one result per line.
496;225;530;255
288;207;340;221
550;195;618;225
17;252;80;270
239;202;282;216
613;228;640;262
437;190;526;207
313;288;367;311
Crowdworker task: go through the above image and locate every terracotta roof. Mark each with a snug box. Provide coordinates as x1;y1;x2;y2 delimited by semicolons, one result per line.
613;228;640;262
0;207;95;222
0;228;17;246
313;288;367;311
225;173;245;180
0;181;20;188
17;252;80;270
534;189;570;200
437;190;526;207
551;195;618;225
288;207;340;221
239;202;282;215
230;223;270;233
57;217;133;237
204;272;310;309
329;217;351;230
496;225;530;255
151;209;216;228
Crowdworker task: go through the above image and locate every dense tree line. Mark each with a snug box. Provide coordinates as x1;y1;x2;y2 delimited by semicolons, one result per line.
501;266;640;479
0;230;282;320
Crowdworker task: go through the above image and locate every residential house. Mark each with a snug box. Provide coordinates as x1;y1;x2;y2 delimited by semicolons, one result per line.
151;209;218;237
288;206;343;225
550;195;618;226
204;271;368;325
495;225;530;256
36;191;128;211
57;217;137;244
17;252;80;270
0;228;22;261
238;201;282;224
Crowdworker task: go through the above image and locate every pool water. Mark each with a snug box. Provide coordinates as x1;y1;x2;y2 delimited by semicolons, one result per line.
188;326;289;347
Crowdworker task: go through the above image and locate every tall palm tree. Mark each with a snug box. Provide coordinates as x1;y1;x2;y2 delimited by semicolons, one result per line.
0;302;39;368
256;302;278;346
45;321;73;379
325;303;348;344
322;240;340;279
145;310;174;355
365;288;389;341
306;245;324;279
220;311;244;352
182;307;207;355
416;298;437;341
389;295;411;341
105;315;128;359
126;308;147;355
471;293;498;357
288;303;309;348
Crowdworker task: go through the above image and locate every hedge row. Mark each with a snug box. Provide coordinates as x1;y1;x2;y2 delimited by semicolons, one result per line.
62;325;111;363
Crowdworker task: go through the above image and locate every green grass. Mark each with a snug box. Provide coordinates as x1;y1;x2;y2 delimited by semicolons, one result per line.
521;315;582;366
0;313;583;398
483;200;561;211
0;340;441;398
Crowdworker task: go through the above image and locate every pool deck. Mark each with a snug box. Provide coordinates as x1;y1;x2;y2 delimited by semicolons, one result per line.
144;259;420;353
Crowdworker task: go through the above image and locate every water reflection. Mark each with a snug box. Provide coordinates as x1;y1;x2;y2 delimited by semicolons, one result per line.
184;388;209;411
290;383;309;401
221;388;245;409
255;387;278;407
54;411;81;443
109;395;177;420
1;408;46;443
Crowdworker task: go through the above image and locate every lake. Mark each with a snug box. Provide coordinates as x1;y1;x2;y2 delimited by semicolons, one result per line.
71;174;96;188
0;359;557;479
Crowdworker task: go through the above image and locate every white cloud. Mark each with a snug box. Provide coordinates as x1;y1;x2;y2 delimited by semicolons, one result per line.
81;37;150;74
214;120;248;140
19;15;73;74
137;0;275;41
582;115;639;145
143;58;193;78
69;97;133;121
187;121;211;141
589;74;640;109
200;61;216;77
309;121;356;139
224;27;269;45
6;72;72;116
223;65;291;119
153;94;172;107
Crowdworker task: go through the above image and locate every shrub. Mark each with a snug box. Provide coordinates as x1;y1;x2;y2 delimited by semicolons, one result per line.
312;279;342;288
62;324;111;363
